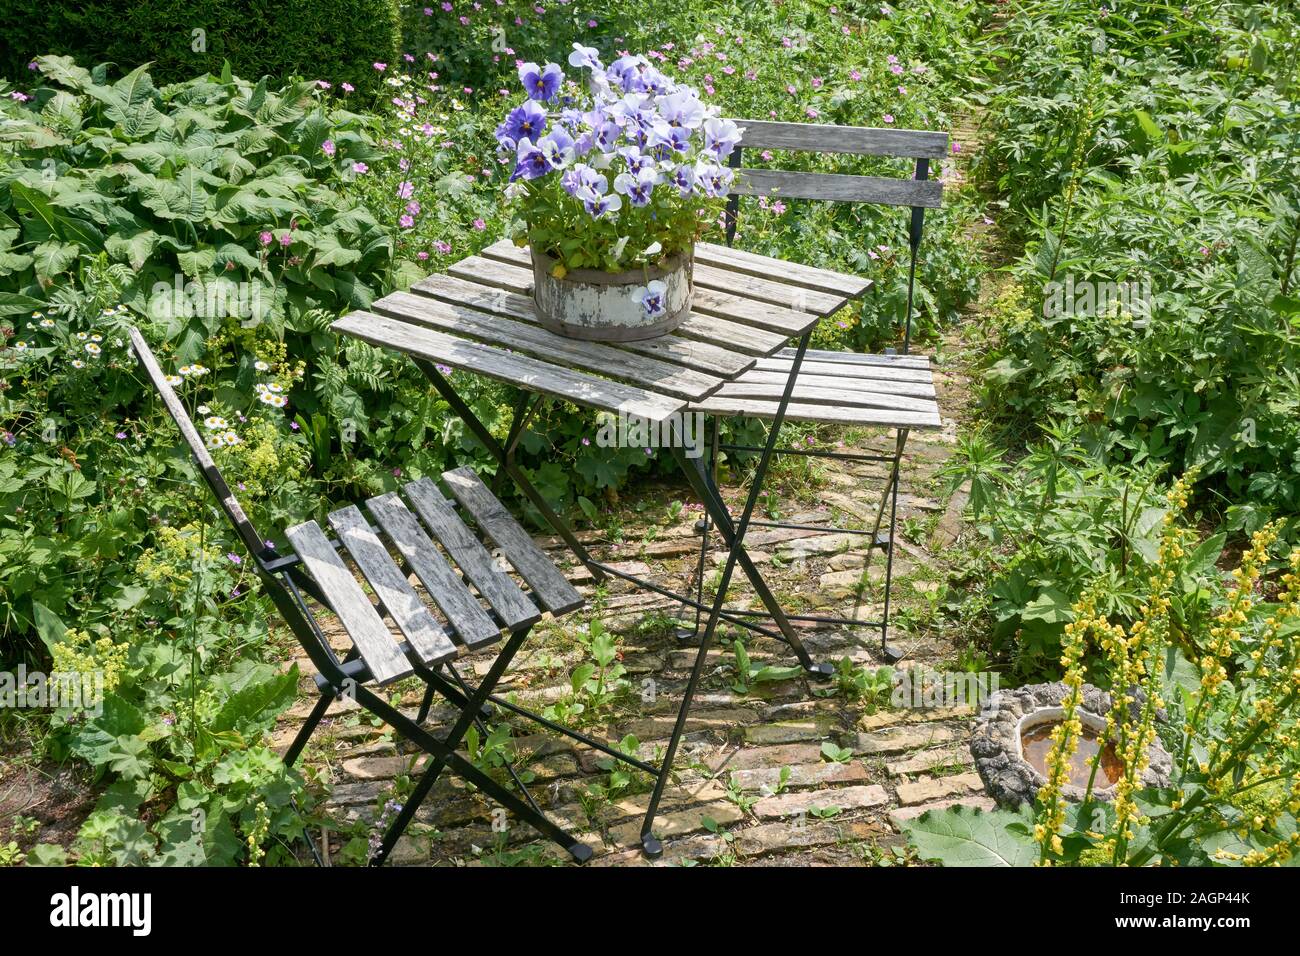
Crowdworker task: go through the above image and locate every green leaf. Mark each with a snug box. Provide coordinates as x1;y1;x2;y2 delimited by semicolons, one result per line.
24;844;69;866
903;805;1038;867
31;600;68;653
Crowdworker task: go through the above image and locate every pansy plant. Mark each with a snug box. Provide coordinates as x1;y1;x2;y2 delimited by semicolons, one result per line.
496;45;742;275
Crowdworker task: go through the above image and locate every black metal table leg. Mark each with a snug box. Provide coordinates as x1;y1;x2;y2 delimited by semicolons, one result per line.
640;331;828;857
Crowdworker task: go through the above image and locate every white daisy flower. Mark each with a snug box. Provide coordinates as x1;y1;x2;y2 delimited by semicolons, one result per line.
254;360;270;372
206;434;224;449
85;343;101;355
71;359;84;368
14;342;27;350
39;318;55;328
90;334;102;343
204;416;229;431
165;374;182;386
31;311;44;319
221;430;241;445
76;332;89;341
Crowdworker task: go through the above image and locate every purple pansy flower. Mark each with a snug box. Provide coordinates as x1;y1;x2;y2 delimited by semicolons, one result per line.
519;61;563;102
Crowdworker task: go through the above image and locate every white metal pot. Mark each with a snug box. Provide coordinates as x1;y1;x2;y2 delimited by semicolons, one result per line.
530;245;693;342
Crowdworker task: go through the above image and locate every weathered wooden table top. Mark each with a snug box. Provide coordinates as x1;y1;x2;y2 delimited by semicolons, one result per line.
332;239;874;424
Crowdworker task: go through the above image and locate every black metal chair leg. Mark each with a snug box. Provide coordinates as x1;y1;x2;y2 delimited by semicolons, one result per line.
283;691;333;768
356;684;591;864
370;626;532;865
415;682;436;725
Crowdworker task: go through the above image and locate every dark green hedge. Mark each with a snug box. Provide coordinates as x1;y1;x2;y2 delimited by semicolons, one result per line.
0;0;400;94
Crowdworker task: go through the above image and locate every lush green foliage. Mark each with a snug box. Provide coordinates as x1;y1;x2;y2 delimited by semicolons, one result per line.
0;0;401;96
975;0;1300;529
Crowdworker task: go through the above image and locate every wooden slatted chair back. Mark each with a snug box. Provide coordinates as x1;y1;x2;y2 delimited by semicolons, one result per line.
720;120;948;354
724;120;947;207
128;327;268;557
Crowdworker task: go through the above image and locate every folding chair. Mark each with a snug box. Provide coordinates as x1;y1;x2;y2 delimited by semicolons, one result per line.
129;327;594;865
682;119;947;664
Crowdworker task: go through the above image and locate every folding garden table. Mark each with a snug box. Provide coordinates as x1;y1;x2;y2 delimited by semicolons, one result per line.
332;220;941;854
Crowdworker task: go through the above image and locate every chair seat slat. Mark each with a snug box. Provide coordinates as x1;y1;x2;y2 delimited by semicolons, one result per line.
737;369;935;399
689;397;941;428
442;467;584;616
403;477;541;631
715;381;938;414
366;492;502;649
327;505;458;666
776;347;931;369
285;520;414;685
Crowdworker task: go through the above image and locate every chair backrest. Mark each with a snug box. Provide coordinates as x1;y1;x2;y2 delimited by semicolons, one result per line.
720;119;948;355
724;119;947;208
128;327;269;558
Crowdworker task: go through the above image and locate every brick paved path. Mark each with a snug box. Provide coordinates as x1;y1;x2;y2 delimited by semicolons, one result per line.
273;341;1003;866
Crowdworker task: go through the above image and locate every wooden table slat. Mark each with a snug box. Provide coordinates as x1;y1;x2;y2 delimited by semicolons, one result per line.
333;311;685;423
373;289;726;403
689;260;847;316
411;273;757;378
696;242;871;299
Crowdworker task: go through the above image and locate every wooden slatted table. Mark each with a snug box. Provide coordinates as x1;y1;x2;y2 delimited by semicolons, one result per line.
331;237;941;603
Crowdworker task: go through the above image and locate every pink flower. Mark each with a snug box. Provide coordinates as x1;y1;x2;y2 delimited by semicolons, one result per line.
396;181;414;199
771;200;787;215
433;240;452;254
373;62;387;71
406;200;421;215
472;218;486;230
951;142;962;154
258;231;273;246
352;162;369;174
850;69;862;81
341;82;355;92
399;214;415;228
321;139;336;157
279;233;292;247
883;114;895;124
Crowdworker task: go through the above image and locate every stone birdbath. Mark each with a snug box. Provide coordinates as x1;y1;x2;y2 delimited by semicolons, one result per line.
970;681;1173;807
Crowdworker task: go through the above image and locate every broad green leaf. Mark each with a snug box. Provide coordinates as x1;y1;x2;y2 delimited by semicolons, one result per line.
903;805;1038;867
